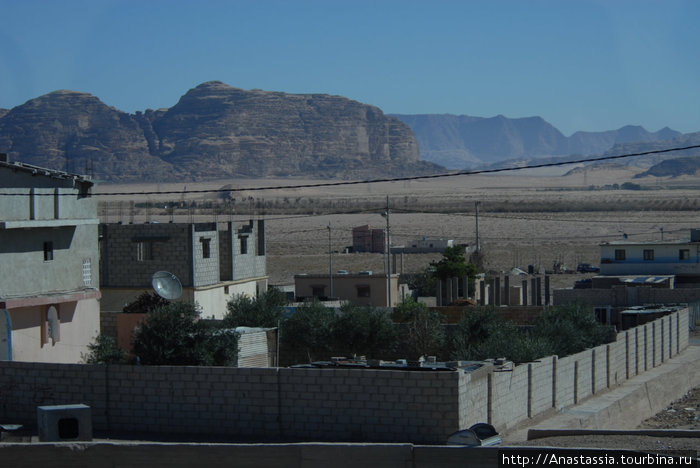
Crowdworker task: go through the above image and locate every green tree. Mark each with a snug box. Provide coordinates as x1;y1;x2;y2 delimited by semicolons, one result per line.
431;246;477;279
222;289;286;328
332;304;398;359
122;292;169;314
532;303;613;357
82;334;126;364
393;297;445;359
132;302;238;366
280;299;335;365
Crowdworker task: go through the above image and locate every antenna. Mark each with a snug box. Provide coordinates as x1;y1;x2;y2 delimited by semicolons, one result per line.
151;271;183;300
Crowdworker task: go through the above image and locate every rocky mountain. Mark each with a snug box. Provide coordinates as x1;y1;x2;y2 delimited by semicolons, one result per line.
392;113;683;169
0;82;441;182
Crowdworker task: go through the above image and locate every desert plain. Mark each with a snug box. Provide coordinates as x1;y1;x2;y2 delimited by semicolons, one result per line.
94;164;700;288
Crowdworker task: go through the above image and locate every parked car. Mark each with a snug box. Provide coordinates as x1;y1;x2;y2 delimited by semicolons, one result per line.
577;263;600;273
574;278;593;289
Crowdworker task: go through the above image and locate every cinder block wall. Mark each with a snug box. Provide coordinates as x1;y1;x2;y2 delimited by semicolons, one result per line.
0;310;689;443
0;364;460;444
458;309;690;432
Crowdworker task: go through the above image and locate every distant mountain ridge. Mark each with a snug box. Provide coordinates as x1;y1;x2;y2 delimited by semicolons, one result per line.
0;81;442;182
392;113;683;169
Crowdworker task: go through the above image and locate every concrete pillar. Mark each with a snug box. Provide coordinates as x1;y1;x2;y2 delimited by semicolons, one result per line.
522;280;528;305
503;276;510;305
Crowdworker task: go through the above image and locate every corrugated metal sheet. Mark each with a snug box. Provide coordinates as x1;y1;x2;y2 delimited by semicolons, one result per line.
237;329;270;368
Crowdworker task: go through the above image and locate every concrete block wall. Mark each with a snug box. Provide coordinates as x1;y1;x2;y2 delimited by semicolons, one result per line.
100;223;193;287
528;358;554;416
0;363;462;444
458;309;690;433
279;368;459;443
489;364;528;430
1;310;690;443
192;226;220;287
457;372;488;430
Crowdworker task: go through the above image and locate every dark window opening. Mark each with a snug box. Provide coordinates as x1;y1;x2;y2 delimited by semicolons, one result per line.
357;285;371;298
679;249;690;260
643;249;654;261
201;237;211;259
43;241;54;261
239;236;248;254
614;249;626;261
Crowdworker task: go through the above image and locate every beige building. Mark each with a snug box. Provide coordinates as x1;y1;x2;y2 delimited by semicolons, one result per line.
294;273;401;307
0;156;100;363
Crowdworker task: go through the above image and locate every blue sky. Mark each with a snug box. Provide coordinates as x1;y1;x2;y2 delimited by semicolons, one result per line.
2;0;699;136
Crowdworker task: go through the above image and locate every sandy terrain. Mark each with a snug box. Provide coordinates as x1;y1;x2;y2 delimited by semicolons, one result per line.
94;168;700;286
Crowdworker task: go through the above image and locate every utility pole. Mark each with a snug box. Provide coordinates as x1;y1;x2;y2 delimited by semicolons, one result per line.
475;201;481;253
383;196;392;308
328;223;333;299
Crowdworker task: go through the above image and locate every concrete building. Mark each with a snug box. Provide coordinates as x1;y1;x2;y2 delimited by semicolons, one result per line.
0;155;100;363
99;220;267;319
555;229;700;308
294;272;401;307
352;225;385;253
600;229;700;284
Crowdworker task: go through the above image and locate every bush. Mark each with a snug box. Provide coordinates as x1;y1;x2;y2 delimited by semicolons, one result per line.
122;292;169;314
393;298;445;359
82;334;126;364
132;302;238;366
332;304;398;358
280;299;335;365
222;289;286;329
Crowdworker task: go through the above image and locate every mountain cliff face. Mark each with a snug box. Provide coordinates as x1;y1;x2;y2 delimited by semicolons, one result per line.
0;82;440;182
392;113;683;169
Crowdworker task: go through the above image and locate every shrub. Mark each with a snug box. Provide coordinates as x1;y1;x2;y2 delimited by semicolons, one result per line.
132;302;238;366
280;299;335;365
222;289;286;328
82;334;126;364
332;304;397;358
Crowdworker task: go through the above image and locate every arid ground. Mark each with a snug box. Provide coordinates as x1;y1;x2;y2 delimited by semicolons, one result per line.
95;164;700;288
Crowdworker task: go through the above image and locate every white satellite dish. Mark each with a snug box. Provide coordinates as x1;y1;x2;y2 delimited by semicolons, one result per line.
151;271;183;300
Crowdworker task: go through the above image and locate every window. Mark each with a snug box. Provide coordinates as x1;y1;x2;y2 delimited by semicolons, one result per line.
82;258;91;287
643;249;654;261
136;241;152;262
614;249;626;261
239;236;248;254
357;285;371;298
201;237;211;259
679;249;690;260
43;241;54;261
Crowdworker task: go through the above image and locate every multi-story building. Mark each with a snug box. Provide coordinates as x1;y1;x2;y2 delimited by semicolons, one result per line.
0;155;100;363
599;229;700;284
99;220;267;319
555;229;700;309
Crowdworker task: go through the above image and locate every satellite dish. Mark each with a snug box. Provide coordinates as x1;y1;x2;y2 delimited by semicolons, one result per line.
151;271;182;300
